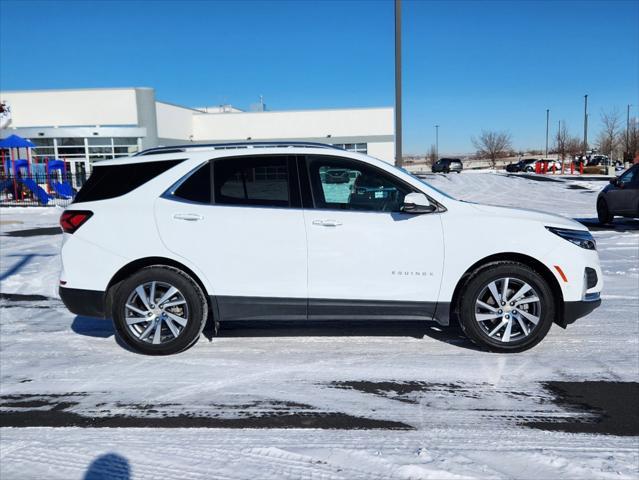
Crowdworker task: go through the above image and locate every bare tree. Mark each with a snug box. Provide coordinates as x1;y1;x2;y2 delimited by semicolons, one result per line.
471;130;512;168
621;117;638;163
555;122;569;163
555;122;582;170
427;144;437;165
566;136;583;160
597;108;621;158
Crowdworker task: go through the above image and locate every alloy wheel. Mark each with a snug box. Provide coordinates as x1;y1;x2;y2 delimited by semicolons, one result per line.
474;277;541;343
124;281;189;345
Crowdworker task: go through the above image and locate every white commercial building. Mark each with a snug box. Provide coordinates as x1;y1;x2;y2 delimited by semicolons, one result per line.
0;87;394;178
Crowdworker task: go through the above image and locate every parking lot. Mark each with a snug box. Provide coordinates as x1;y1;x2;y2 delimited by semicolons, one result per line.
1;172;638;479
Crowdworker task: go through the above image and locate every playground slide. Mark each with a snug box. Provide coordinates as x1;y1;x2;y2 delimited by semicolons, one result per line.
52;181;74;199
20;178;50;205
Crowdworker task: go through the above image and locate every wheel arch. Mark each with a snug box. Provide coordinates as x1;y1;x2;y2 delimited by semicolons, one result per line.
105;257;214;321
449;252;566;328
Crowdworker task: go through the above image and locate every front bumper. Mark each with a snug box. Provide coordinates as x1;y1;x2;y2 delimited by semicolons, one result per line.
560;293;601;327
59;286;106;318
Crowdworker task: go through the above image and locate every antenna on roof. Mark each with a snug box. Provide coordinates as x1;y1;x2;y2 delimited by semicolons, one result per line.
250;95;266;112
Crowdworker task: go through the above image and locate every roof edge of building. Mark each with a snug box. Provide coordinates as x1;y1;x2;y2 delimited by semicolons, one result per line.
0;86;154;95
193;105;393;116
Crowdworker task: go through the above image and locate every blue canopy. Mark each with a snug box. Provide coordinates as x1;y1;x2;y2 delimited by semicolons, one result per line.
47;159;65;170
0;134;35;148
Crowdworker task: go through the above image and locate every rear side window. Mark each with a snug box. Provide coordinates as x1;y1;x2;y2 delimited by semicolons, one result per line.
73;159;183;203
214;156;290;207
173;162;211;203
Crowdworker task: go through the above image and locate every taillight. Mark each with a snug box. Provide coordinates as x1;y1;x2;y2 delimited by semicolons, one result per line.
60;210;93;234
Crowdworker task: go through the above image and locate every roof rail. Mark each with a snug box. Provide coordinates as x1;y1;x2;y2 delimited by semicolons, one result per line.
135;141;343;156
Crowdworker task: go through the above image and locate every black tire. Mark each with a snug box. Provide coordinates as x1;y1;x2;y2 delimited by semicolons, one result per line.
112;266;208;355
458;261;555;353
597;198;613;225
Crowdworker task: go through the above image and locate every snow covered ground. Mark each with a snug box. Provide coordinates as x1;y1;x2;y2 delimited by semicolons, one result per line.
1;172;638;480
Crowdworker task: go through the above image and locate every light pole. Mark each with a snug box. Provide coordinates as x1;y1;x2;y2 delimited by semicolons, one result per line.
435;124;439;160
583;94;588;157
545;109;550;158
627;104;632;163
394;0;402;166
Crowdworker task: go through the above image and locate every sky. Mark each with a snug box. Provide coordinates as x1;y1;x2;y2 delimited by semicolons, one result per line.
1;0;638;154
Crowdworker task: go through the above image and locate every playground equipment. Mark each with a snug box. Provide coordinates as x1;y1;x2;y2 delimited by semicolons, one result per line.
2;158;50;205
46;159;74;199
0;134;76;205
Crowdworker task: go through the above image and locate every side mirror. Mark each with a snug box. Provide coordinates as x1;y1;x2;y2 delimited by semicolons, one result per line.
402;192;436;214
609;178;618;186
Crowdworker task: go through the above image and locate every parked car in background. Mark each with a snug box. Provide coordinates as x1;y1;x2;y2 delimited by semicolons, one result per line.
432;158;463;173
597;163;639;224
588;155;611;167
59;142;601;355
506;159;537;172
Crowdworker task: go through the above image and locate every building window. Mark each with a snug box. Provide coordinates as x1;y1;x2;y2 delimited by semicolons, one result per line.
29;138;54;159
27;137;140;164
113;138;139;158
332;143;367;154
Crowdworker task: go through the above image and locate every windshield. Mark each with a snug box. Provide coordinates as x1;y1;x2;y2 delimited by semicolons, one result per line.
396;166;457;200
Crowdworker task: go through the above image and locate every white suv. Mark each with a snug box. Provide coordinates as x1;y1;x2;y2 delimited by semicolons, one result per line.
59;142;602;355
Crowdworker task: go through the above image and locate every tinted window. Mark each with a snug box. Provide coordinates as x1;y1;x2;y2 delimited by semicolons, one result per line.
619;165;638;186
73;159;183;203
173;162;211;203
308;156;410;212
214;156;290;207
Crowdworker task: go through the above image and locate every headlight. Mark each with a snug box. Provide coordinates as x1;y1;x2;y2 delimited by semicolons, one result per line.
546;227;596;250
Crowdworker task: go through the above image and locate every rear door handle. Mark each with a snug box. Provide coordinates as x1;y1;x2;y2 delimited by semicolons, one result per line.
173;213;203;221
312;219;342;227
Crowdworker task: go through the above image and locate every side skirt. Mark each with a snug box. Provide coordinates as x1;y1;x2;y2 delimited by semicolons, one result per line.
309;298;437;322
211;296;448;325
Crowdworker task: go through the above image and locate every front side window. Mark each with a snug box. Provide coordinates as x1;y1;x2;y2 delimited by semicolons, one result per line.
214;156;290;207
307;156;410;212
618;165;638;187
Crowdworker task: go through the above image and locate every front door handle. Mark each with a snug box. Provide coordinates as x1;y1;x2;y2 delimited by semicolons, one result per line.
312;219;342;227
173;213;203;221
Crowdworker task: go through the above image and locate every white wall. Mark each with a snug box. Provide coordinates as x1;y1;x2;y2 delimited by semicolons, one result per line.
192;107;392;141
367;142;395;163
155;101;195;140
0;88;139;127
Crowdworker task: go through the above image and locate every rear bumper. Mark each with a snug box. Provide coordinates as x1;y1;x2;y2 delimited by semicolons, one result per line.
59;286;106;318
561;293;601;327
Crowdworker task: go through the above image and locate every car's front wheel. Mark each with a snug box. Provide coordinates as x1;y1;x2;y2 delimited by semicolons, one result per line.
112;266;208;355
458;262;554;352
597;198;613;224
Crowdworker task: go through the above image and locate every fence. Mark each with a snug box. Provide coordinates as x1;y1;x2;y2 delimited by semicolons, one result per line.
0;172;85;207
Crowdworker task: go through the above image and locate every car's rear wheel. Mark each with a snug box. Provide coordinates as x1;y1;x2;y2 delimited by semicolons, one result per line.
112;266;208;355
458;262;554;352
597;198;613;224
